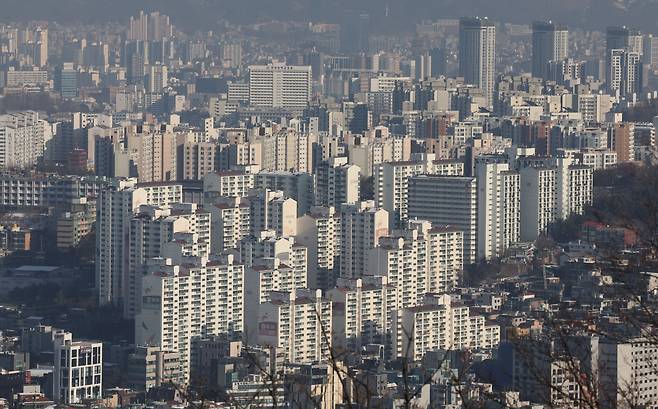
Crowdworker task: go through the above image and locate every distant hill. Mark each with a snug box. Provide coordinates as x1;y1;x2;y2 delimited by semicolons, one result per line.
1;0;658;33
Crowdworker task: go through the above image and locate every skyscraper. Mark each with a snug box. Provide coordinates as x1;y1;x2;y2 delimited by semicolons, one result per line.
35;27;48;67
146;63;168;93
125;41;149;85
341;10;370;54
606;26;643;84
128;11;149;42
608;49;643;97
607;26;633;54
459;17;496;106
429;48;447;78
55;63;78;99
221;42;243;68
532;21;568;79
644;34;658;71
128;11;173;42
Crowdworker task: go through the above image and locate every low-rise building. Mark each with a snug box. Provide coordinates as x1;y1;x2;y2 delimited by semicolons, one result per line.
52;332;103;404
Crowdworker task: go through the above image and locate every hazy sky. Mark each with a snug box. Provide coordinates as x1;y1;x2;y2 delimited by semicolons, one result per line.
1;0;657;32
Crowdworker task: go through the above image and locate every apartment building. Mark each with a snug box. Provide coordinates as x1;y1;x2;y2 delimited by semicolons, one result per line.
396;294;501;361
253;129;314;173
254;171;315;216
475;160;520;260
125;346;182;391
0;111;47;169
315;157;360;210
248;63;312;110
203;171;255;198
296;206;342;290
248;189;297;237
519;166;557;242
408;175;477;264
328;276;392;352
257;289;332;365
339;201;389;279
368;220;464;304
135;254;244;381
96;180;182;307
374;155;464;227
0;173;108;208
244;256;309;342
125;202;211;319
206;196;251;253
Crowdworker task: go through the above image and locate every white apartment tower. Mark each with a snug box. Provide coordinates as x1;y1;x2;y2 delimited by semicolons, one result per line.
146;64;168;93
0;111;47;169
396;294;500;361
126;203;211;319
368;221;465;355
552;156;593;219
128;11;172;42
248;189;298;237
608;48;643;97
374;155;464;227
248;63;312;109
475;160;520;260
203;171;255;198
244;255;309;343
257;289;332;365
328;276;392;352
566;165;593;217
135;254;244;381
599;337;658;409
339;201;389;279
254;129;314;173
206;196;251;253
296;206;342;290
315;157;361;209
245;256;309;305
368;221;464;306
96;180;182;307
35;28;48;67
519;166;557;242
239;232;307;269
